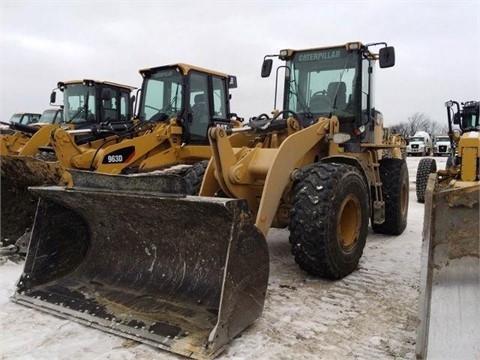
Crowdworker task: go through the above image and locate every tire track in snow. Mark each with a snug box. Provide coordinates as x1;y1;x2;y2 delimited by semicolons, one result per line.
226;229;418;359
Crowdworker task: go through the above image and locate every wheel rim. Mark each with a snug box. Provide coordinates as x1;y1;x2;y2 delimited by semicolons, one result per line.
338;194;361;250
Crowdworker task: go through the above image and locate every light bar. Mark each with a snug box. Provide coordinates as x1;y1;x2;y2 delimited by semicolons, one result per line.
347;42;361;50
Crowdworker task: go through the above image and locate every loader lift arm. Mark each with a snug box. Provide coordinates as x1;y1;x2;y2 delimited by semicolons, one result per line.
204;114;340;236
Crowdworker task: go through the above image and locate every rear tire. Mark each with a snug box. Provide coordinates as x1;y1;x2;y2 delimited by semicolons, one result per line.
289;163;369;279
183;160;208;195
372;158;409;235
416;158;436;203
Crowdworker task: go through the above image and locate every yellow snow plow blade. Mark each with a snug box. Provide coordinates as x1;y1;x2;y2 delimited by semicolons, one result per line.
416;176;480;359
13;172;269;360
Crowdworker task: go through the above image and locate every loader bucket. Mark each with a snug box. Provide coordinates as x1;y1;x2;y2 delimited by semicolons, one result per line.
0;155;63;187
13;183;269;360
1;155;63;241
416;176;480;359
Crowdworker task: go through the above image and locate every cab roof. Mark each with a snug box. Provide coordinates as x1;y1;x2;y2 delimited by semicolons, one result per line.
139;63;230;78
279;42;379;60
59;79;136;91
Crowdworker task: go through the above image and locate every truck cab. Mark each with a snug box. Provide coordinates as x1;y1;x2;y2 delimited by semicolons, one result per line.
407;131;432;156
433;134;451;156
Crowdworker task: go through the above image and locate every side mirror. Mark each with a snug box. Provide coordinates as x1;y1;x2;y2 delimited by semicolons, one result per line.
130;95;136;118
379;46;395;68
50;91;56;105
453;113;461;125
261;59;273;78
228;75;238;89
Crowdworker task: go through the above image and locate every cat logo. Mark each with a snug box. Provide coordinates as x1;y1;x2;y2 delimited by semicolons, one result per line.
298;50;341;62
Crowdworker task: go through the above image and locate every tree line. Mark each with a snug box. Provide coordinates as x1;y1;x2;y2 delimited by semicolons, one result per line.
389;112;449;138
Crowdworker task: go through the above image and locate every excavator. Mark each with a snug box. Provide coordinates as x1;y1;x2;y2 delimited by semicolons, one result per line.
416;100;479;359
13;42;408;359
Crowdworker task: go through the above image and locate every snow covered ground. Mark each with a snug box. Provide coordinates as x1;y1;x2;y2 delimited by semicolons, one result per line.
0;156;447;360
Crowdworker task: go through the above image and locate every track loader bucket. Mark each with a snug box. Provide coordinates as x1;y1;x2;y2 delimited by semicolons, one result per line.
416;175;480;359
13;174;269;360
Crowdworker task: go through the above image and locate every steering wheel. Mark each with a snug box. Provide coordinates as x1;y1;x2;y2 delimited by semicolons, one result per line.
146;104;172;122
312;90;328;97
310;91;331;112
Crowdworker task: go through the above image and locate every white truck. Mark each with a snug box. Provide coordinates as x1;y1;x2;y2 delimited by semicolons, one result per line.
406;131;432;156
432;134;451;156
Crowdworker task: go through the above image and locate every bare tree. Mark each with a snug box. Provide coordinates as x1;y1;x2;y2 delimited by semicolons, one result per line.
406;112;431;135
427;120;448;135
389;121;410;139
388;112;449;138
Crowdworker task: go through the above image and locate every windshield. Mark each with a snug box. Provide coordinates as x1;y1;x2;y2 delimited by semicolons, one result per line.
9;113;39;124
410;137;425;142
462;108;479;131
9;114;23;124
39;110;59;124
139;68;184;122
286;47;358;125
64;83;96;124
435;136;449;142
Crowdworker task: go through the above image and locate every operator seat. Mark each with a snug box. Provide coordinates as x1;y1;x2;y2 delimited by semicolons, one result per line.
327;81;347;110
189;93;209;141
191;94;206;116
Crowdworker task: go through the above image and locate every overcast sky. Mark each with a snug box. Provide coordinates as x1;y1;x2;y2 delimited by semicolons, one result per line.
1;1;479;129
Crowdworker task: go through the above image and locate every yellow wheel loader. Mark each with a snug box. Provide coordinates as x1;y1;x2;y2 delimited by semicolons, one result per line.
13;42;408;359
49;64;242;192
382;125;406;159
0;108;63;154
1;80;135;243
416;100;479;359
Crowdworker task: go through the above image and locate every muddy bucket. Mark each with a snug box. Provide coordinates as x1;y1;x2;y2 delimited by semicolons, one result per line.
13;183;269;359
1;155;63;240
416;177;480;359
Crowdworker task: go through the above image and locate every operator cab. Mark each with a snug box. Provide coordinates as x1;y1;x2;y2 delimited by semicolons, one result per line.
137;64;237;144
51;80;134;129
459;101;480;132
262;42;395;145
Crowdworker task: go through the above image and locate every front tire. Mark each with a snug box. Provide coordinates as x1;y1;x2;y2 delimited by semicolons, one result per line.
416;158;436;203
289;163;369;279
372;158;409;235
